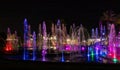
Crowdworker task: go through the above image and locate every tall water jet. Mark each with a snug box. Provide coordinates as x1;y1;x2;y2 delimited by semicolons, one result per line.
13;31;19;52
95;28;99;58
99;21;106;45
23;18;28;60
32;31;36;60
37;24;43;51
91;28;95;44
99;24;107;57
71;23;79;53
42;21;47;61
116;32;120;60
78;24;90;56
91;28;99;58
80;24;86;46
51;23;57;50
95;28;99;39
56;19;65;62
69;24;75;59
108;24;116;59
51;23;55;36
56;19;61;51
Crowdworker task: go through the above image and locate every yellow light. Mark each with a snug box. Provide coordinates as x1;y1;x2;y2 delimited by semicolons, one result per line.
53;36;56;40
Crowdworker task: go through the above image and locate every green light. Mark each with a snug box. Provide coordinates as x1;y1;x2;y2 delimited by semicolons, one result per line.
91;51;94;61
91;51;94;56
113;58;117;63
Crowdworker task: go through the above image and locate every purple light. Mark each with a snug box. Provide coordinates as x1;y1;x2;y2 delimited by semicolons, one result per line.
66;47;70;51
96;47;99;50
82;47;85;51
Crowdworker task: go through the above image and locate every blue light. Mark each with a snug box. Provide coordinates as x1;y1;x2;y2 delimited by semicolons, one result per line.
61;51;65;62
96;52;98;55
32;57;36;61
100;51;102;55
32;31;36;61
23;54;26;60
61;57;65;62
23;47;27;60
87;54;90;57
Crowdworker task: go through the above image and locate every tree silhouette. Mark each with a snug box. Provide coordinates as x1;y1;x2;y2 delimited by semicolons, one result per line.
101;10;116;23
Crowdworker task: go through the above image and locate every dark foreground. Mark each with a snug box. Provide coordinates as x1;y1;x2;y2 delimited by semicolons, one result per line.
0;55;120;69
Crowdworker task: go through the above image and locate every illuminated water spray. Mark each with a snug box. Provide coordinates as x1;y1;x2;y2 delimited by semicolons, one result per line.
57;19;65;62
23;18;28;60
95;28;99;39
32;31;36;60
78;24;90;55
42;21;47;61
107;24;118;63
37;24;42;51
99;24;107;57
4;27;13;52
108;24;116;57
87;47;90;61
95;28;99;59
78;24;83;54
116;32;120;60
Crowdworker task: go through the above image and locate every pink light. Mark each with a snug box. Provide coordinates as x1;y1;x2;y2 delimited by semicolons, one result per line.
65;44;71;51
27;40;32;47
114;55;116;58
108;53;112;56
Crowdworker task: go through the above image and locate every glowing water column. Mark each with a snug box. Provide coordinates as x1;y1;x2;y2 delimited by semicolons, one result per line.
78;24;85;54
32;31;36;60
116;32;120;60
108;24;116;61
56;19;61;51
99;24;107;57
91;28;95;44
12;31;19;52
37;24;43;51
95;28;99;60
42;21;47;61
23;18;28;60
4;27;13;52
56;19;65;62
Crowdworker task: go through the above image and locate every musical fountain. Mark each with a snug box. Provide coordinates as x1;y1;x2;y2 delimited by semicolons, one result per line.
2;18;120;63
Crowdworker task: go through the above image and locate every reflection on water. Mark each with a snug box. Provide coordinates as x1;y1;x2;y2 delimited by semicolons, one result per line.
3;53;120;64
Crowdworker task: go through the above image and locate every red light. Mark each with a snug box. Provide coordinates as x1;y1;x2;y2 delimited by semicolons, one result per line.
4;41;13;52
5;47;9;51
117;57;120;60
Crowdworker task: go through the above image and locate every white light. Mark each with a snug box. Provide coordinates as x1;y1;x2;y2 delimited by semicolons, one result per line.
53;36;56;40
66;38;71;42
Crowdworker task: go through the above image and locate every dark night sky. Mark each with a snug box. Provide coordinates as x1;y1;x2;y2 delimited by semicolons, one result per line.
0;0;120;37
